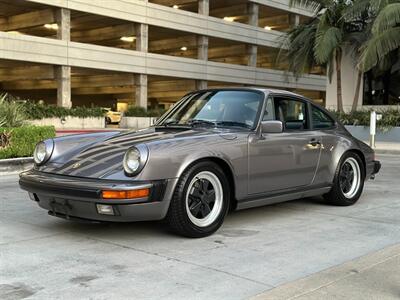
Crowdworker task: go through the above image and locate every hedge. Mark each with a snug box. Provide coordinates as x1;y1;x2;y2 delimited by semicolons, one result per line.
124;106;166;117
331;109;400;131
0;126;56;159
23;102;106;119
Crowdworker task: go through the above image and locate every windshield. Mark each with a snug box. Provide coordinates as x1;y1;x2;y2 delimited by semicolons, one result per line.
158;90;264;129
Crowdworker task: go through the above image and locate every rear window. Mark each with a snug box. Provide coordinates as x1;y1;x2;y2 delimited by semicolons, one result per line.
311;106;335;129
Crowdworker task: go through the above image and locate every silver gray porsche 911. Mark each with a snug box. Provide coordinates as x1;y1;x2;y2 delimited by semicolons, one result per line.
20;88;381;237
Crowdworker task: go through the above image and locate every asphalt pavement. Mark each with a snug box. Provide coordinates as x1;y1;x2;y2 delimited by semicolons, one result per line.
1;154;399;300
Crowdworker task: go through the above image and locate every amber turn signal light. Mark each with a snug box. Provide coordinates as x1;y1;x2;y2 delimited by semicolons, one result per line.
102;188;150;199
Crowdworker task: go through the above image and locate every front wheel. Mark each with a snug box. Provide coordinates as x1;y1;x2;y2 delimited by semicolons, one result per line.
324;152;365;206
166;161;230;238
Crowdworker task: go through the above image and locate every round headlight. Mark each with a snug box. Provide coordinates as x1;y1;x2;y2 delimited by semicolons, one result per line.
123;148;141;174
123;145;148;176
33;140;54;165
33;142;47;164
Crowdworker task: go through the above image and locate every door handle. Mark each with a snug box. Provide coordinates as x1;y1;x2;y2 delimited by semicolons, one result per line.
309;138;321;146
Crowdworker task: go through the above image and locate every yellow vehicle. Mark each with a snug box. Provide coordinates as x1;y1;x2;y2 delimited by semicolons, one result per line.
104;108;122;124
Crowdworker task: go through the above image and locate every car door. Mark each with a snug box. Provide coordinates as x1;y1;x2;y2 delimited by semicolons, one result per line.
248;96;321;195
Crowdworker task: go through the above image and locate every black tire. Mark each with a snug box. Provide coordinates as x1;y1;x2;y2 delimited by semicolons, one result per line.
324;152;365;206
166;161;230;238
105;117;111;125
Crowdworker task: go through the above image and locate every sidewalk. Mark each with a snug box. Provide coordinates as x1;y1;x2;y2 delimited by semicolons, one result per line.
370;142;400;155
252;243;400;300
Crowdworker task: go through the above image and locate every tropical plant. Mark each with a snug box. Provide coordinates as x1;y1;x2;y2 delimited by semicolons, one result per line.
0;93;26;127
358;0;400;72
344;0;400;108
0;126;56;159
281;0;359;112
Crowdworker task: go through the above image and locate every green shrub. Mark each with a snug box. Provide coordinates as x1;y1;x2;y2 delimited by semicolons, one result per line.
147;108;167;118
22;102;106;119
0;126;56;159
124;106;166;117
0;93;26;127
331;109;400;132
124;106;148;117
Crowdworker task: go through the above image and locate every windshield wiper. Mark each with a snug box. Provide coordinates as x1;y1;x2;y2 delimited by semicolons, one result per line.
187;119;217;127
215;121;251;129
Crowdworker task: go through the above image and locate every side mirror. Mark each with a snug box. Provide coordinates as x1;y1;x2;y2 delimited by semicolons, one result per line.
261;120;283;134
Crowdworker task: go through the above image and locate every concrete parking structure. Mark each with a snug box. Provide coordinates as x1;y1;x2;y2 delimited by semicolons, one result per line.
0;0;325;111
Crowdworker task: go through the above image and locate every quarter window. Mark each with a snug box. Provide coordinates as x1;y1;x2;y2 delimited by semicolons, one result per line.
311;106;335;129
263;97;274;121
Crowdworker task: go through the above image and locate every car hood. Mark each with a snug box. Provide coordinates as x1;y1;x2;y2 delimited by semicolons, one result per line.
39;127;238;178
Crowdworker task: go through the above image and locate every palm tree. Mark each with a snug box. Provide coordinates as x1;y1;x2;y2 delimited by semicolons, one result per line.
345;0;400;106
281;0;357;112
343;7;372;111
359;1;400;72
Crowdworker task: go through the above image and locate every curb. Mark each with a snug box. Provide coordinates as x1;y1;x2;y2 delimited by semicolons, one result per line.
374;149;400;155
0;157;33;176
251;243;400;300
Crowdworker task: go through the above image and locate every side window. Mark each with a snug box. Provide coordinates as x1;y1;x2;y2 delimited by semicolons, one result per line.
311;106;335;129
263;97;274;121
274;98;308;130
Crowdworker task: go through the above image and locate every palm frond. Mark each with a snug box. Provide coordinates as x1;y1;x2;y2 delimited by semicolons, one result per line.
314;24;343;64
277;20;319;78
360;27;400;71
372;3;400;33
289;0;329;14
343;0;373;20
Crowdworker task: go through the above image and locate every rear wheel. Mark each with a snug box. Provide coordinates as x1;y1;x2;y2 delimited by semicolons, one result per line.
324;152;365;206
166;161;230;238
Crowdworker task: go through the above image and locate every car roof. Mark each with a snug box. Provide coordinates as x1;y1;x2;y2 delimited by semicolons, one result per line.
195;87;305;99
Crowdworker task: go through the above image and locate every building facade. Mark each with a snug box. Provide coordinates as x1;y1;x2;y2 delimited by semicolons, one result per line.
326;50;400;112
0;0;326;111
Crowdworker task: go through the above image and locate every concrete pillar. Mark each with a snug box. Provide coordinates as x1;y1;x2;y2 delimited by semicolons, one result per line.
247;44;258;67
56;8;70;40
135;74;148;108
197;35;208;61
135;23;148;52
289;14;300;27
197;1;209;90
196;80;208;90
247;3;258;68
247;2;259;27
135;23;148;108
56;66;71;108
196;35;208;89
198;0;209;16
55;8;71;108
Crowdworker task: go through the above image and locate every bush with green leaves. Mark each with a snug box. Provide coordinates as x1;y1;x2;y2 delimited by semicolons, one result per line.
0;126;56;159
124;106;166;117
0;93;26;127
331;109;400;132
22;101;106;119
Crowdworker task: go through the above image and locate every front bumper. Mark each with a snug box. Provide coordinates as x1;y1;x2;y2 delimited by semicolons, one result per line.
19;170;177;222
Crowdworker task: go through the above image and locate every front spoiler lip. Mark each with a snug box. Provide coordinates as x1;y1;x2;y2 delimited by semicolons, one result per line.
19;169;155;204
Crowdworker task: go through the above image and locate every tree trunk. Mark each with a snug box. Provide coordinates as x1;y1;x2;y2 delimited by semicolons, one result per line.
335;49;344;112
351;70;363;112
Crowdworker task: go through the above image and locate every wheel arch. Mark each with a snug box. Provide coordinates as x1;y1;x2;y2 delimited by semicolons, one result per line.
179;156;237;211
346;149;366;176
